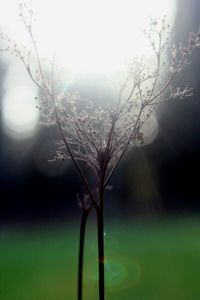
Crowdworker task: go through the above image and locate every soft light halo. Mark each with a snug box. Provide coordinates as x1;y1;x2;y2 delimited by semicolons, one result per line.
0;0;176;75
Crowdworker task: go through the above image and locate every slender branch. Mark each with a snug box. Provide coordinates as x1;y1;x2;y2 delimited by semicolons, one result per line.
148;54;186;105
104;54;186;188
78;208;90;300
147;95;171;106
148;73;174;104
75;120;100;156
28;28;49;91
54;109;98;209
96;190;105;300
16;51;43;90
147;33;162;102
109;126;132;157
103;106;143;188
116;79;136;118
50;56;98;209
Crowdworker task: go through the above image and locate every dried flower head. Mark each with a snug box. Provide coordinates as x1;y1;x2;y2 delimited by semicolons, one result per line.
1;6;199;201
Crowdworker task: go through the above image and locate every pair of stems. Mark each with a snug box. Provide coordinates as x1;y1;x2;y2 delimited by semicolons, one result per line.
78;193;105;300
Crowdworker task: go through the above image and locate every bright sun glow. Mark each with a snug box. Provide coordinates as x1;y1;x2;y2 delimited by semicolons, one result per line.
0;0;176;139
1;0;176;74
32;0;176;73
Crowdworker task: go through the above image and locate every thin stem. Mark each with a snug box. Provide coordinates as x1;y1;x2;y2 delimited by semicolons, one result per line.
54;109;97;210
78;209;90;300
103;107;143;189
97;191;105;300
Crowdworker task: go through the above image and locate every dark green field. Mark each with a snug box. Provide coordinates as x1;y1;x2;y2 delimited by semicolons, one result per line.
1;218;200;300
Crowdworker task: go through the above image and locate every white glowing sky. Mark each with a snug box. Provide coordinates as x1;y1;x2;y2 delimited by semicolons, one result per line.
32;0;176;73
0;0;176;139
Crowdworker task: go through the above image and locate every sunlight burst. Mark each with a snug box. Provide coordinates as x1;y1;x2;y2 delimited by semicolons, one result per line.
0;0;175;139
1;0;176;74
33;0;176;74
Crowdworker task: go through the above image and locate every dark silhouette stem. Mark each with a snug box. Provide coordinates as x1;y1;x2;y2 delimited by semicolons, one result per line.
78;209;90;300
97;191;105;300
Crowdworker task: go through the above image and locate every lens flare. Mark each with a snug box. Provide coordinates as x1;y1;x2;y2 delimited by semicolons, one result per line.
2;85;39;140
84;256;141;291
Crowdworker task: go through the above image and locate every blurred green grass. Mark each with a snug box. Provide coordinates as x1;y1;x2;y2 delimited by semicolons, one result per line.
1;217;200;300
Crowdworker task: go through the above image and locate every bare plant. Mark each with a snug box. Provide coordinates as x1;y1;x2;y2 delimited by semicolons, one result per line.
1;3;200;300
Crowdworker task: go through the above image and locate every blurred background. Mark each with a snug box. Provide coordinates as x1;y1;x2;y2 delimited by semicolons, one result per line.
1;0;200;299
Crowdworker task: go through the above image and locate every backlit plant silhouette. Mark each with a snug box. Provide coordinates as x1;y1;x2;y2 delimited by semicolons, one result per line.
1;3;200;300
